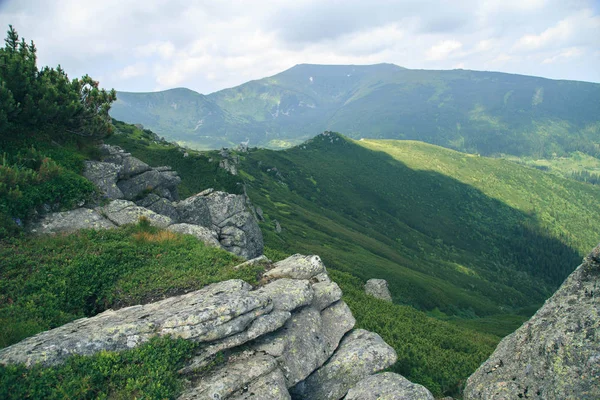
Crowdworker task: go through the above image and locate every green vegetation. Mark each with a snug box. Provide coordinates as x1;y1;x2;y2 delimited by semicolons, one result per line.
106;120;243;197
0;26;116;236
330;269;498;397
239;133;598;321
0;336;196;399
107;129;599;396
111;64;600;160
0;220;262;348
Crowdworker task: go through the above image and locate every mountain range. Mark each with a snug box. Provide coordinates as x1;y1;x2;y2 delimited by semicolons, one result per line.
111;64;600;158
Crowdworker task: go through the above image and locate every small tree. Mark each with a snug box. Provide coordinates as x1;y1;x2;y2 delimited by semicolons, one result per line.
0;25;116;142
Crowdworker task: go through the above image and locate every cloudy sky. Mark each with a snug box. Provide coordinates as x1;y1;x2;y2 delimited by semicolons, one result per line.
1;0;599;93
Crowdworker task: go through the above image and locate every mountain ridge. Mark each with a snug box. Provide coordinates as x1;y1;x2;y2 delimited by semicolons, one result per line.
110;64;600;158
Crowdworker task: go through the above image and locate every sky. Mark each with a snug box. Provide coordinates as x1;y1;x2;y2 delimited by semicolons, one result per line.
1;0;599;94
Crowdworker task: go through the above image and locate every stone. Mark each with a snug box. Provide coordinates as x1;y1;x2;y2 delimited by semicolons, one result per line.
0;280;272;367
180;311;291;374
264;254;326;281
365;279;393;302
464;244;600;400
320;301;356;357
203;191;264;259
257;279;314;312
311;281;343;311
179;354;279;400
97;200;173;228
83;161;124;199
229;368;291;400
28;208;115;234
289;329;398;400
117;169;181;201
234;255;269;270
345;372;435;400
167;223;221;248
174;193;212;227
256;206;264;221
136;194;179;221
274;220;282;233
253;301;354;388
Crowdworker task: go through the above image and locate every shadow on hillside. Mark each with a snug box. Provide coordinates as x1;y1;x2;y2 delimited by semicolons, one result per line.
244;134;584;315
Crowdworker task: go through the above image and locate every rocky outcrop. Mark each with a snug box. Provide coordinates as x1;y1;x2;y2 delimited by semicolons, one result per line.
346;372;435;400
464;244;600;400
0;254;416;400
33;144;264;259
365;278;393;302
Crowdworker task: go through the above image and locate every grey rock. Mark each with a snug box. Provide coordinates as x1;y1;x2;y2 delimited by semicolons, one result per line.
274;220;282;233
290;329;398;400
464;244;600;400
179;354;278;400
219;158;238;175
175;193;212;227
181;311;291;374
229;368;291;400
256;206;264;221
258;279;314;311
365;279;393;302
312;272;332;284
28;208;115;234
167;223;221;248
83;161;124;199
117;169;181;201
346;372;435;400
100;145;151;179
136;194;179;220
97;200;173;228
253;301;354;388
203;192;264;259
0;280;271;367
311;281;343;311
320;301;356;356
264;254;326;280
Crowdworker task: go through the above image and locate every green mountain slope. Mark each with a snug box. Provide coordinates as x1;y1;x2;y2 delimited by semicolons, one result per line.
238;133;599;319
111;64;600;157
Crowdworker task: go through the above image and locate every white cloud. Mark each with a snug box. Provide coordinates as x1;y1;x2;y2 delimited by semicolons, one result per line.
0;0;598;92
427;40;463;60
118;63;148;79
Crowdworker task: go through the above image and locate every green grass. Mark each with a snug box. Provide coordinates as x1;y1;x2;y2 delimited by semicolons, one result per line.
0;336;196;400
0;221;262;349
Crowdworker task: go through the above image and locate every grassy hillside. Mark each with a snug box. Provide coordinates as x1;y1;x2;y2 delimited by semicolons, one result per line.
110;64;600;159
239;133;598;320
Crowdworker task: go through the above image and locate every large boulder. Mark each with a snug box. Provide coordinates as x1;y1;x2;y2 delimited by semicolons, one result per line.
364;278;393;302
28;208;115;234
204;191;264;259
136;194;179;221
174;193;212;227
83;161;124;199
117;169;181;201
0;280;273;367
346;372;435;400
464;244;600;400
264;254;326;280
290;329;398;400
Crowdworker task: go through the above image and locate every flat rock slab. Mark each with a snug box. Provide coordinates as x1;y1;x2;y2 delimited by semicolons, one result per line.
257;279;314;311
29;208;116;234
98;200;173;228
346;372;435;400
290;329;398;400
311;281;343;311
464;244;600;400
0;280;271;367
179;353;280;400
264;254;326;280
